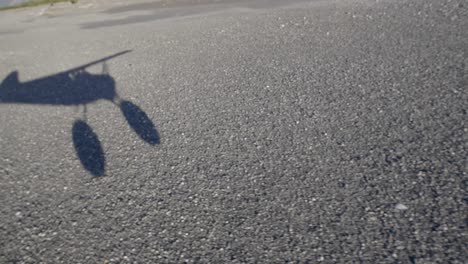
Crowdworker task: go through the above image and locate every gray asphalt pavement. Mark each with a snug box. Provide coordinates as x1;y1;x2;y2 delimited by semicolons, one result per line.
0;0;467;263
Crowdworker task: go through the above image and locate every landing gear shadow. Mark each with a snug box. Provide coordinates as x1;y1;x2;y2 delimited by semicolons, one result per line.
72;120;105;177
120;100;160;145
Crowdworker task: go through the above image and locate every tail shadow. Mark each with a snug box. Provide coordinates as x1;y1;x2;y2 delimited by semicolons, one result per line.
119;100;160;145
72;120;105;176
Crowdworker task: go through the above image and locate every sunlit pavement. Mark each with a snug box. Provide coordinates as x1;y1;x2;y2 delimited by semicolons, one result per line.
0;0;466;262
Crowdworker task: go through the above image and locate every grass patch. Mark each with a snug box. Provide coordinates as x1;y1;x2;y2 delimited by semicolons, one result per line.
0;0;78;11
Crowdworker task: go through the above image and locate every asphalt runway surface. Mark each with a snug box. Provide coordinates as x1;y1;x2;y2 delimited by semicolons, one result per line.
0;0;466;262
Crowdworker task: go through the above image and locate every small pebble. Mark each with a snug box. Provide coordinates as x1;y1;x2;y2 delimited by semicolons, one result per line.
395;203;408;210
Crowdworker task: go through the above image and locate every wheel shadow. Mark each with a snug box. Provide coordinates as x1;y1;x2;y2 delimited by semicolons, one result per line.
72;120;106;176
0;50;159;176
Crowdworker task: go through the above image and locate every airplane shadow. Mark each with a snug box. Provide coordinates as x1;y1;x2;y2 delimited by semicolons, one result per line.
0;51;159;176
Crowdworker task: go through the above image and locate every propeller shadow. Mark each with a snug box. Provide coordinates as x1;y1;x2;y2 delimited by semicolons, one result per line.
0;51;160;176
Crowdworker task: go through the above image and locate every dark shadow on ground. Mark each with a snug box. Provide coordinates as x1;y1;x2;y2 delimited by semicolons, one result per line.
0;50;160;176
72;120;105;176
120;100;160;145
